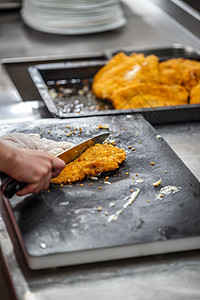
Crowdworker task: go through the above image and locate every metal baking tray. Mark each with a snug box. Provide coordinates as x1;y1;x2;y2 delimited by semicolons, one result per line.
28;45;200;124
1;52;107;102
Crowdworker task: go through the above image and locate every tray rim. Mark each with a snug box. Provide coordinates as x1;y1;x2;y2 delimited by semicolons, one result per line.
105;43;200;58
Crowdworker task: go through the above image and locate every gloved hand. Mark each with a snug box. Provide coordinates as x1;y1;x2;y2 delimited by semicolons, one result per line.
0;133;75;156
0;142;66;196
0;133;75;196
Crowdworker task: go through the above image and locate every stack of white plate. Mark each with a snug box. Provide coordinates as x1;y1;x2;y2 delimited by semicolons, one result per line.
21;0;126;34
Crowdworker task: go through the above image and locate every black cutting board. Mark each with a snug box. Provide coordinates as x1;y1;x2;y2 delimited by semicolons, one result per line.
1;114;200;269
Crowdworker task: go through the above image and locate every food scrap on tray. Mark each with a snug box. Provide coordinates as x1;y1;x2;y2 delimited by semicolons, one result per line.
51;143;126;184
92;52;200;109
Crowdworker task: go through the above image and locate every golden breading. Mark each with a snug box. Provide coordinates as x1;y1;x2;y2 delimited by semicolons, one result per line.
92;52;200;109
160;58;200;92
51;144;126;184
190;83;200;104
110;83;189;109
92;52;159;100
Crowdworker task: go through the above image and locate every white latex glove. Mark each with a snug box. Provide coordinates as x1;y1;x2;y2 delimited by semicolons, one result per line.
0;142;66;196
0;133;75;156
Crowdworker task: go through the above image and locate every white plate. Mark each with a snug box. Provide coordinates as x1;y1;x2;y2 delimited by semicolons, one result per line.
21;8;126;34
21;0;126;34
30;0;119;9
24;3;121;19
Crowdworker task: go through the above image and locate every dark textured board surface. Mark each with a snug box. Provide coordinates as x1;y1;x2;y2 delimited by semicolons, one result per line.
1;114;200;259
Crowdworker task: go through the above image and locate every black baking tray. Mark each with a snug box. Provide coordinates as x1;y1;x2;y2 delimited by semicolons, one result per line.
28;45;200;124
1;114;200;269
1;52;107;102
107;44;200;60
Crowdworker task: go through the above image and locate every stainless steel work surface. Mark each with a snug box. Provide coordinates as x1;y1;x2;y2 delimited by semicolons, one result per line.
0;0;200;122
1;0;199;60
0;0;200;299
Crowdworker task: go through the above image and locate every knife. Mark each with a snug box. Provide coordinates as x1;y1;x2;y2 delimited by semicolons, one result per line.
0;132;110;198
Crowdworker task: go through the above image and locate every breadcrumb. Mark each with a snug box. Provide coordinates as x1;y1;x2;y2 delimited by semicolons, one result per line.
153;179;162;186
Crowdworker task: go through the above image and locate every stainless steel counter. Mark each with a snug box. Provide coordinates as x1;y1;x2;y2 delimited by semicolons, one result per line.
0;0;200;299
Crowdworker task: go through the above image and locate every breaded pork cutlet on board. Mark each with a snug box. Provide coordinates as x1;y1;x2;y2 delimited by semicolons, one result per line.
51;143;126;184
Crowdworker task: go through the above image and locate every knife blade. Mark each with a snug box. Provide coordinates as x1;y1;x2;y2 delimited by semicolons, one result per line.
0;132;110;198
57;132;110;163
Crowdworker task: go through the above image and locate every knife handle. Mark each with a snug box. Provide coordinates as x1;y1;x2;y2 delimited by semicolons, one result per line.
0;173;26;198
